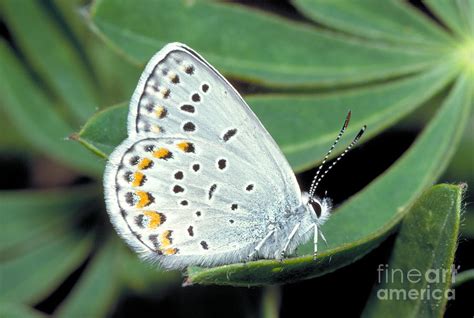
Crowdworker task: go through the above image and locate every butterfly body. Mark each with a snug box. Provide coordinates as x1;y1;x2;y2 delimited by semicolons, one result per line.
104;43;332;269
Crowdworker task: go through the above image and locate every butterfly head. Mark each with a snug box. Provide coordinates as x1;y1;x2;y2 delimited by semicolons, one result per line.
302;192;332;225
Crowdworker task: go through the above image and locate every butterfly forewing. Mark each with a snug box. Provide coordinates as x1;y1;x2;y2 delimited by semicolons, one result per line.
104;43;302;268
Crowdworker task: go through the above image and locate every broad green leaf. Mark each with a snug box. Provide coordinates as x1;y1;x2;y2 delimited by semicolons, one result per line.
1;0;98;123
0;185;97;254
75;102;127;159
0;41;103;176
55;238;122;318
0;302;46;318
362;184;462;317
425;0;474;41
293;0;454;47
186;73;471;286
89;0;443;87
76;63;457;171
0;233;92;304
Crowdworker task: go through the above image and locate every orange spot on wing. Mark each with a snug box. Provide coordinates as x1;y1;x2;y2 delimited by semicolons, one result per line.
143;211;165;229
155;106;167;118
176;141;194;153
138;158;153;170
136;191;153;208
151;125;161;133
132;172;145;187
160;230;173;248
163;248;178;255
153;147;171;159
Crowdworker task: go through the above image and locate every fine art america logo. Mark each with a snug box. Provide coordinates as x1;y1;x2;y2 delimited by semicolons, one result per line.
376;264;459;301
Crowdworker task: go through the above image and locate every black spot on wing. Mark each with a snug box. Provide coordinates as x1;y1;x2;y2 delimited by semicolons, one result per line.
217;159;226;170
180;104;195;113
192;93;200;102
208;184;217;199
183;122;196;132
187;226;194;237
223;129;237;142
173;185;185;193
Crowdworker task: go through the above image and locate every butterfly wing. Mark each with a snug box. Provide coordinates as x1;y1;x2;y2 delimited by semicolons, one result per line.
104;43;302;269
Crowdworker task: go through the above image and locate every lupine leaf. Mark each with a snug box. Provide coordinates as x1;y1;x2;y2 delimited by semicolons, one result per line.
362;184;462;317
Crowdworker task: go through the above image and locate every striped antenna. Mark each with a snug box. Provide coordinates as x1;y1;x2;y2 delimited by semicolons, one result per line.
310;125;366;196
308;111;351;198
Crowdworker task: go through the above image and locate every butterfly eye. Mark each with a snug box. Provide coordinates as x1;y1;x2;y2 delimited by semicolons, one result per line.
310;200;322;218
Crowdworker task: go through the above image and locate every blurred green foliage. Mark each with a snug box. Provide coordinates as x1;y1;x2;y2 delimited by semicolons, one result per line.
0;0;472;316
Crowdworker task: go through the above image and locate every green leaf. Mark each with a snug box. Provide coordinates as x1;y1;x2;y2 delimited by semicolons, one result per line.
55;238;123;318
293;0;454;47
425;0;474;41
1;0;98;123
0;41;103;176
0;185;97;254
362;184;462;317
0;302;46;318
75;102;128;159
117;244;180;293
186;73;471;286
50;0;142;107
452;269;474;288
89;0;443;87
260;286;281;318
252;63;458;171
76;63;457;172
0;233;92;304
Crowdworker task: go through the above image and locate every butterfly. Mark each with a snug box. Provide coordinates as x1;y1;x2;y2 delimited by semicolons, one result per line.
104;43;365;270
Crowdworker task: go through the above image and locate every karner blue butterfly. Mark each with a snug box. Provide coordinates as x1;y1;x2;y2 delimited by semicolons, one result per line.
104;43;366;270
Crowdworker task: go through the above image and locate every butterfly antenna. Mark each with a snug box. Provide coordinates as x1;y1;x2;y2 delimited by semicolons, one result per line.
309;111;351;198
311;125;367;196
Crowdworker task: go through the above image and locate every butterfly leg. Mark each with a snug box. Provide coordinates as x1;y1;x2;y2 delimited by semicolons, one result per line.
313;224;319;260
247;230;275;261
280;223;301;259
320;229;328;246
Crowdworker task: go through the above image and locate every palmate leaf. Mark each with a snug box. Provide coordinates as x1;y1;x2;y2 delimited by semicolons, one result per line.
293;0;454;47
74;0;474;287
88;0;444;87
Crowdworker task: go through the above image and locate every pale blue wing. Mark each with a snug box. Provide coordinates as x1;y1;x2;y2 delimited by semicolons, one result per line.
104;43;302;268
